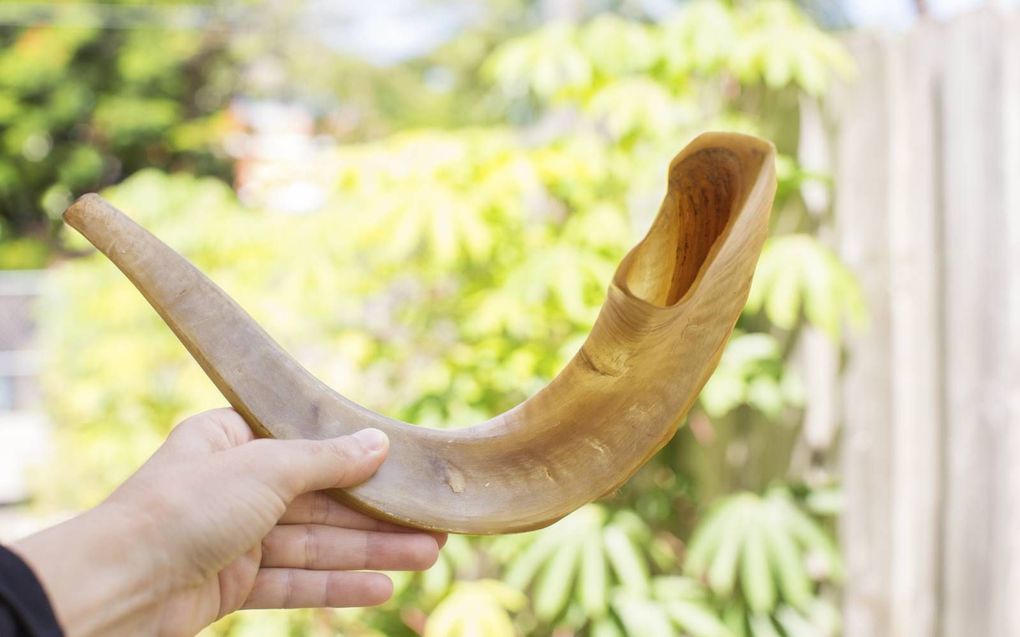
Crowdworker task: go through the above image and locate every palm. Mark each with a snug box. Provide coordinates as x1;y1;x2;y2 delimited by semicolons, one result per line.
154;548;262;637
104;409;443;636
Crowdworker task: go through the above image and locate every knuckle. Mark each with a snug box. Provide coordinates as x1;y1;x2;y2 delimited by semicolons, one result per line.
242;437;278;464
325;438;358;465
319;439;357;486
360;531;373;571
302;525;319;568
308;493;328;525
208;407;246;427
165;414;206;447
325;571;343;606
260;531;279;564
283;569;297;608
245;439;305;495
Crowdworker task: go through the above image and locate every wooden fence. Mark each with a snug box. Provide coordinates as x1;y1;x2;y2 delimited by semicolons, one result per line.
821;8;1020;637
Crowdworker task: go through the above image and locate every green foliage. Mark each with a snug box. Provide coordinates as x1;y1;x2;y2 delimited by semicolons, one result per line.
0;235;48;269
411;534;480;609
684;490;841;637
700;333;803;419
32;1;859;636
392;507;730;637
485;0;854;132
425;580;526;637
746;235;866;340
501;507;651;623
495;506;729;636
0;3;234;239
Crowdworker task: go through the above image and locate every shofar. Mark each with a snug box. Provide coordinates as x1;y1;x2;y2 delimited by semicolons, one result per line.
63;132;776;535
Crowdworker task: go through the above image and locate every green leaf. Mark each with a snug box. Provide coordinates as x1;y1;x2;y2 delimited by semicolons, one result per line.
723;605;749;637
685;498;739;575
700;371;746;418
604;525;650;597
653;576;706;601
775;605;816;637
92;96;181;145
747;376;784;418
533;532;582;620
57;145;104;189
504;526;566;591
591;616;625;637
764;260;800;329
804;486;843;517
420;548;453;601
611;509;653;545
739;515;777;613
746;611;783;635
664;600;733;637
752;235;866;339
578;14;657;76
749;613;782;637
425;580;524;637
613;593;676;637
707;503;745;596
771;492;842;580
761;515;812;610
579;526;609;616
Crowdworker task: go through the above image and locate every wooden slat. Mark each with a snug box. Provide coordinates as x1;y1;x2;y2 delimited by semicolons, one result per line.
938;10;1010;637
1000;10;1020;630
831;30;895;637
884;19;943;637
833;25;945;635
796;96;840;460
833;10;1020;636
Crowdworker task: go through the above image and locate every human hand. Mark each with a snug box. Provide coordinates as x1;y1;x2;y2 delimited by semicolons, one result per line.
13;408;444;637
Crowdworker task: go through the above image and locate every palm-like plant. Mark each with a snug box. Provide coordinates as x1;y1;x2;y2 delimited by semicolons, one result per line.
684;490;842;637
494;505;729;636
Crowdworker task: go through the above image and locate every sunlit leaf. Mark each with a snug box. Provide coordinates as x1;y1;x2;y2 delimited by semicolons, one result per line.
425;580;526;637
685;490;842;618
740;508;776;613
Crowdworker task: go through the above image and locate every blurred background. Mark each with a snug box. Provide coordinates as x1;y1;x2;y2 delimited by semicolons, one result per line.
0;0;1017;636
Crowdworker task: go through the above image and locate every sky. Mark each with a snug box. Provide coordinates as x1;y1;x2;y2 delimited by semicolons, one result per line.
308;0;1018;65
845;0;1013;28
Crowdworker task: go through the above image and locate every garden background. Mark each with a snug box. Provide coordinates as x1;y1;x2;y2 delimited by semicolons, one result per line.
1;1;1018;636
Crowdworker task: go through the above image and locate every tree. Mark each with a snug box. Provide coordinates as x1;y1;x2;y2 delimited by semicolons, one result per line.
0;1;241;249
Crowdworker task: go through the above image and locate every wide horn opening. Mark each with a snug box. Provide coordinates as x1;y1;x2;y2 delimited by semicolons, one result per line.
620;147;744;308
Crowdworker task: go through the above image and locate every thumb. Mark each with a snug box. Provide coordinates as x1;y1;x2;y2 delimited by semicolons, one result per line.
235;429;389;500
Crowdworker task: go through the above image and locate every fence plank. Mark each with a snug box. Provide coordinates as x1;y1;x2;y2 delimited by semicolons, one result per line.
884;20;943;637
938;10;1011;637
831;30;894;637
1000;10;1020;632
833;9;1020;636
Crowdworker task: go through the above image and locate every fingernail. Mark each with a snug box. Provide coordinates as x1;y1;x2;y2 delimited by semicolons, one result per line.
353;428;388;453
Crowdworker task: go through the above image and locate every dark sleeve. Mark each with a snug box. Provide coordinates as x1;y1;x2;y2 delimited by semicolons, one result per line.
0;545;63;637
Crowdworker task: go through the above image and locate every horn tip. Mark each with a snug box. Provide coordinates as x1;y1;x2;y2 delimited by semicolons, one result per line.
63;193;110;231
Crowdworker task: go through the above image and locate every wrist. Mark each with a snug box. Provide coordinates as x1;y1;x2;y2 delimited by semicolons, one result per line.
12;502;165;637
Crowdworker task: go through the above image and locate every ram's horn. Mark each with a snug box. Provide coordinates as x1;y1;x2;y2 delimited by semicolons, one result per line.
63;132;775;534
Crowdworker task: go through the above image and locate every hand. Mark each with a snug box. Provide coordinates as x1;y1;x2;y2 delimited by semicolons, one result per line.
12;408;445;637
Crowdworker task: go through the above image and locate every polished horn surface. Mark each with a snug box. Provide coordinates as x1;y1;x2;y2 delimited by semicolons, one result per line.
63;132;776;534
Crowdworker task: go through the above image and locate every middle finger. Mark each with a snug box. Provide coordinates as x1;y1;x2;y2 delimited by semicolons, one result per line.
261;524;441;571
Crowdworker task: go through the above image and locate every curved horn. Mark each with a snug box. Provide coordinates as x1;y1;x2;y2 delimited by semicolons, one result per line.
63;132;775;534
